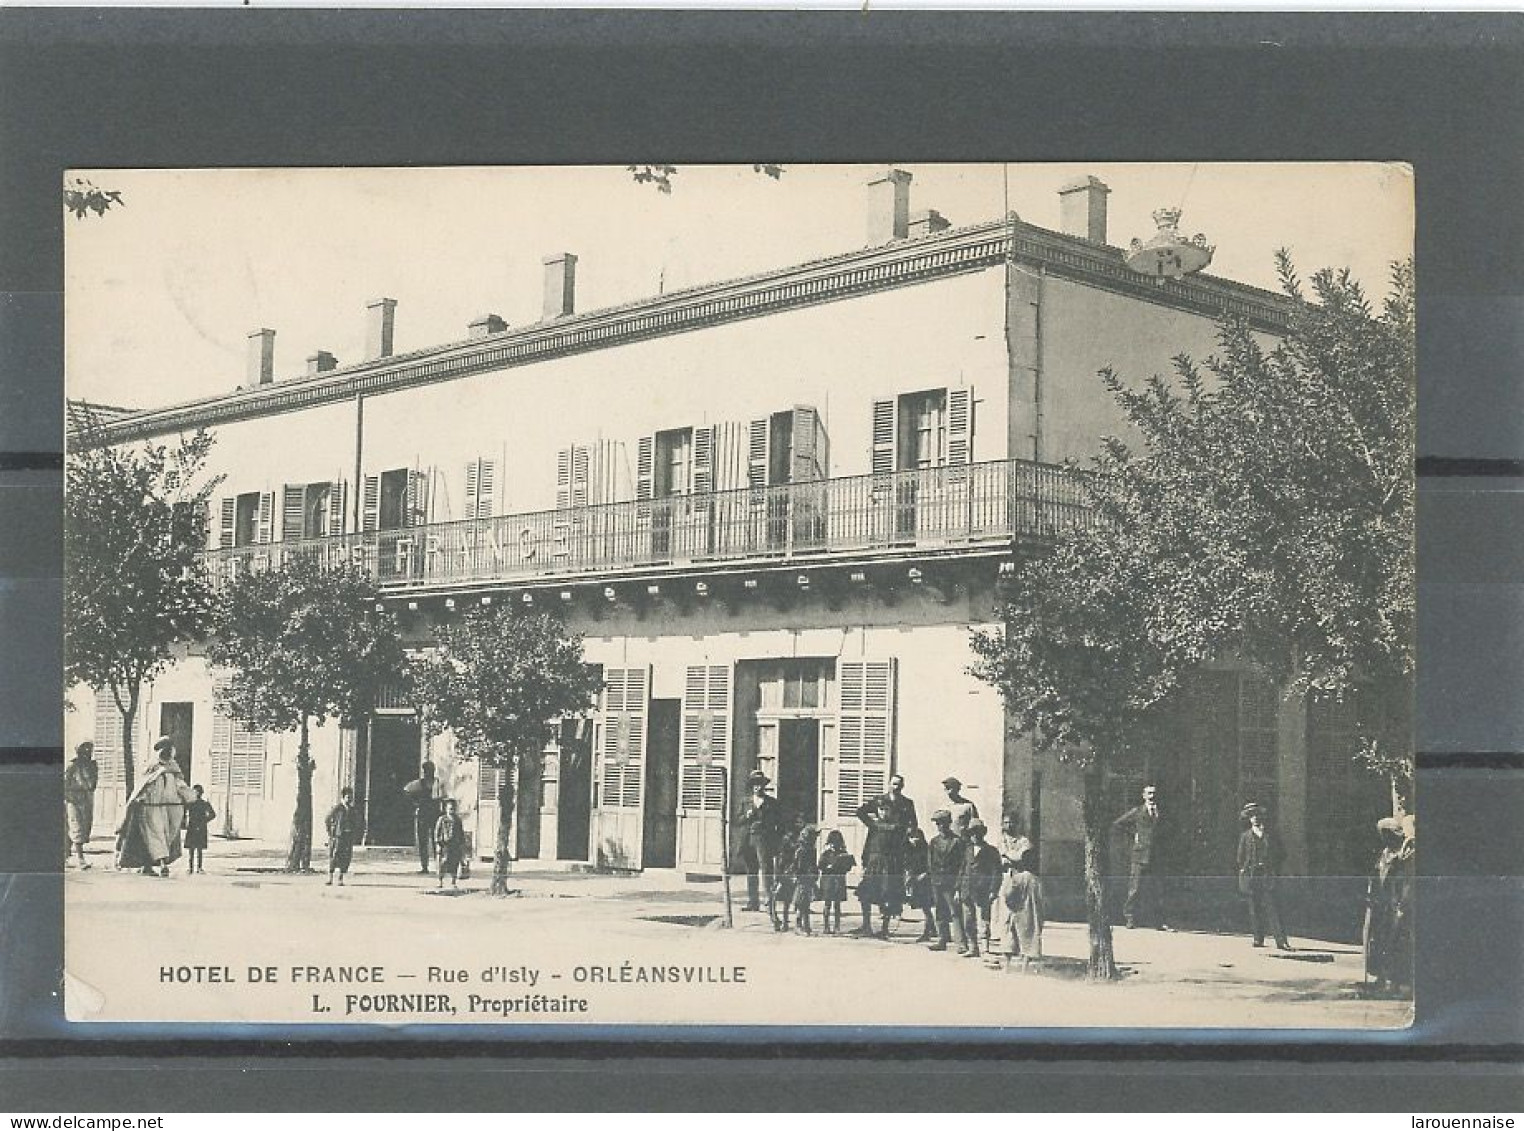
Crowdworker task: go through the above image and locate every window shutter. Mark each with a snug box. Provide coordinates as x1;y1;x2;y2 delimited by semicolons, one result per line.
792;405;829;482
599;667;648;810
92;692;125;788
692;425;715;495
835;659;896;817
218;497;236;549
947;387;974;468
210;681;233;791
361;475;381;532
478;761;504;802
466;459;497;519
406;470;429;526
747;418;771;489
635;436;655;503
327;480;347;537
255;491;275;545
871;397;898;476
282;484;306;542
555;447;590;510
680;664;730;813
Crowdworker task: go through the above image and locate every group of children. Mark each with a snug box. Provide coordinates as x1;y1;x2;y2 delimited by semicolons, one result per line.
765;810;1046;973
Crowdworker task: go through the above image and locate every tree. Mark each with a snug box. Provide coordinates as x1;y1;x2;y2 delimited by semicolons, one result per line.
627;164;784;193
64;177;124;219
411;605;603;896
65;407;221;797
1097;255;1416;798
208;557;407;873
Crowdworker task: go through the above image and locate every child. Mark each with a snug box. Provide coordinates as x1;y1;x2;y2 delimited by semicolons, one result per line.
433;798;465;889
771;819;802;932
904;826;935;942
791;825;820;936
1001;845;1045;972
325;787;360;886
182;785;216;874
925;809;967;953
816;830;856;935
960;819;1003;960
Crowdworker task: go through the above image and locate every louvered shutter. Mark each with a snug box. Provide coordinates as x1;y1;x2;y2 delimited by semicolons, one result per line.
747;418;771;489
327;480;347;537
555;447;589;510
466;459;497;519
791;405;828;483
282;484;306;542
361;475;381;532
835;660;896;817
691;425;714;495
218;498;236;549
680;665;730;813
946;387;974;469
93;692;125;788
407;470;429;526
255;492;274;544
635;436;655;503
600;667;648;810
210;682;233;791
871;396;898;476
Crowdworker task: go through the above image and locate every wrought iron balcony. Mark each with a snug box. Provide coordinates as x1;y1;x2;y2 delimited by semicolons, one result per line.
203;458;1090;593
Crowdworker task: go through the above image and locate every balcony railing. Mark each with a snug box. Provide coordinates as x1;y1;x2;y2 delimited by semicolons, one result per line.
204;458;1090;592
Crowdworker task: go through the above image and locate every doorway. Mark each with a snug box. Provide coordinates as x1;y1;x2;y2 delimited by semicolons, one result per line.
557;720;593;862
367;715;422;845
776;718;821;826
159;702;194;783
642;698;681;868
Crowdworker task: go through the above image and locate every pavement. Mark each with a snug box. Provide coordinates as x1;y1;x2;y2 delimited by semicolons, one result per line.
62;836;1412;1031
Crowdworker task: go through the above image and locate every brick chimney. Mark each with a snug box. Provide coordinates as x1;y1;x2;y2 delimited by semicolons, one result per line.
366;298;397;360
907;209;951;239
469;313;507;339
867;168;913;244
306;350;338;375
1058;175;1110;244
246;328;275;387
542;254;577;320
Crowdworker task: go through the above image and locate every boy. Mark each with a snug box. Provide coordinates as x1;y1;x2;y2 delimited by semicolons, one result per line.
960;819;1003;960
434;798;466;889
183;785;216;874
925;809;967;953
325;787;361;886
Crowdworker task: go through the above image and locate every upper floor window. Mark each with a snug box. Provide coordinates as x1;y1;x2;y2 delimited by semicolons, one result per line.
234;492;261;547
655;428;693;497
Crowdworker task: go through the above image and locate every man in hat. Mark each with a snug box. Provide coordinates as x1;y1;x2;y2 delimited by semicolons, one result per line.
1364;815;1413;994
1236;802;1291;950
403;760;440;874
115;736;197;877
64;741;99;869
941;776;980;842
1113;783;1172;929
735;769;784;915
924;808;968;952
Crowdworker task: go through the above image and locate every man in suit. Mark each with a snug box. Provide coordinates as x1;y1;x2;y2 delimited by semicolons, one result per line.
1113;783;1172;930
881;773;919;839
735;769;784;916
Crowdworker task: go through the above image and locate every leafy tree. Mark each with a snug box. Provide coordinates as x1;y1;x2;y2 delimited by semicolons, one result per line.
208;557;407;872
628;164;784;193
412;605;602;896
64;177;124;220
64;407;221;796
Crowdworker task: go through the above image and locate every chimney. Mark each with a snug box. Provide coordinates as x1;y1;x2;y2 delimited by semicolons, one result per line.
542;254;577;320
366;297;397;359
867;168;913;244
907;209;951;239
469;313;508;339
306;350;338;375
246;328;275;387
1058;175;1110;244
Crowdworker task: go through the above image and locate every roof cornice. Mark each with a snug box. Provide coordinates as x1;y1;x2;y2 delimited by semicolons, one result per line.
88;217;1292;446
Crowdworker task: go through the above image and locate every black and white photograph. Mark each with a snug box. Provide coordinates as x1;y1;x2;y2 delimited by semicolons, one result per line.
61;161;1416;1029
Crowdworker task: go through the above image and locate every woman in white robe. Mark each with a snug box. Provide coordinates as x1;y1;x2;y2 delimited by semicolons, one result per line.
115;739;197;877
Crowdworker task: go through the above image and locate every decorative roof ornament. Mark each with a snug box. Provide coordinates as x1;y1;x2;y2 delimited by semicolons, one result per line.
1126;206;1214;285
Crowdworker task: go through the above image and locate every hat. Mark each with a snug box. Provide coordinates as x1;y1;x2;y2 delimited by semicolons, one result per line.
1240;802;1267;820
967;819;988;834
931;808;952;823
74;741;94;755
1376;816;1404;835
747;770;770;785
941;776;962;790
152;736;174;754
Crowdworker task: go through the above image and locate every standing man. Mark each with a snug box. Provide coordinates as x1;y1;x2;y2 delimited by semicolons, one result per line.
325;787;362;886
64;741;99;869
404;761;440;875
941;776;980;841
735;769;783;915
1113;783;1172;930
1236;802;1292;951
881;774;919;839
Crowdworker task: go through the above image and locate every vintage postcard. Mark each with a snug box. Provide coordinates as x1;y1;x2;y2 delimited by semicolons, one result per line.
62;163;1415;1028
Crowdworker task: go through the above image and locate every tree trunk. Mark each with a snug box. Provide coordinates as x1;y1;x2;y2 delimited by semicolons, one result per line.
1081;761;1121;981
116;684;139;798
491;757;517;896
286;716;315;873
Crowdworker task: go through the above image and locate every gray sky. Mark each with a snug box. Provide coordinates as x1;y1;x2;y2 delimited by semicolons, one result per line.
65;162;1413;412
